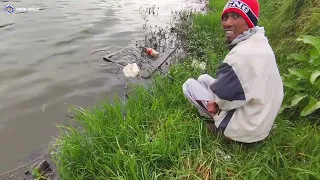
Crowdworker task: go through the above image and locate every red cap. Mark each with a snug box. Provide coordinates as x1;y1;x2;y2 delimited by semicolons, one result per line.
222;0;260;28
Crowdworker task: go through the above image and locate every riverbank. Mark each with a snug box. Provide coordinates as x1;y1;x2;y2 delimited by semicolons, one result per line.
51;0;320;179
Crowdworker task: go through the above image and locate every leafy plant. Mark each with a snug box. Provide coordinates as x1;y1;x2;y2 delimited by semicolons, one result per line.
32;168;49;180
281;35;320;116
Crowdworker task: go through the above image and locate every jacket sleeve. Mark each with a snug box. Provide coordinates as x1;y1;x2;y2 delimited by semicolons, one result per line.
209;62;251;111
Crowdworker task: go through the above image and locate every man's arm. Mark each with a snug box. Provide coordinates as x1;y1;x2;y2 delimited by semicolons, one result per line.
208;62;251;111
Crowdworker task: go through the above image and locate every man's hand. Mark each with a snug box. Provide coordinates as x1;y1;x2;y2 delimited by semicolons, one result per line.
207;101;219;117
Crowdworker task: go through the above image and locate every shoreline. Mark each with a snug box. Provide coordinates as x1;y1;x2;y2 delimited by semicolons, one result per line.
0;146;58;180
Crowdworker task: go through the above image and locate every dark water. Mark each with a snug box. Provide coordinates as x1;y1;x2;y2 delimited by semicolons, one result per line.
0;0;205;174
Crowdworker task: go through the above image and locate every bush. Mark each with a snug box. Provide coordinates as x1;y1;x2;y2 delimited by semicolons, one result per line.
281;35;320;117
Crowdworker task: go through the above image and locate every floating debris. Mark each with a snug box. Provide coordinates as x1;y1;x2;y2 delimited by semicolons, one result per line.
123;63;140;78
35;160;50;174
146;47;160;58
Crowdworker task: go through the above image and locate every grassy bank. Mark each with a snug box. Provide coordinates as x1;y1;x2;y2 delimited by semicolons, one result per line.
52;0;320;179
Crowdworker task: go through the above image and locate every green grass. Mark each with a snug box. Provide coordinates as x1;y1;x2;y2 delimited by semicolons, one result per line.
52;0;320;179
259;0;320;72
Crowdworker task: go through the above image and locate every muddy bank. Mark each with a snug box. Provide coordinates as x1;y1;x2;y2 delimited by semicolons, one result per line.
0;147;58;180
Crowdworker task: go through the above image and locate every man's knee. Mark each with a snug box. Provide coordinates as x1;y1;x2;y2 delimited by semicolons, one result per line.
182;78;196;96
198;74;210;82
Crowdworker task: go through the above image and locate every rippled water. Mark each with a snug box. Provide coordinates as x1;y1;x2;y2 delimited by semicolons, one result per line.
0;0;205;174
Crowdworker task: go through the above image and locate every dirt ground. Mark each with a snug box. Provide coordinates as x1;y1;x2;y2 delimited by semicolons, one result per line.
0;147;59;180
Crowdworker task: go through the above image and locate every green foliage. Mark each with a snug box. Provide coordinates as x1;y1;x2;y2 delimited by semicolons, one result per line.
176;0;227;77
259;0;320;72
52;64;320;179
32;168;49;180
177;12;226;61
281;35;320;116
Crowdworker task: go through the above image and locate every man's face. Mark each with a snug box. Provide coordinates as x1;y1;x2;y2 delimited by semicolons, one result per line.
222;12;250;44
